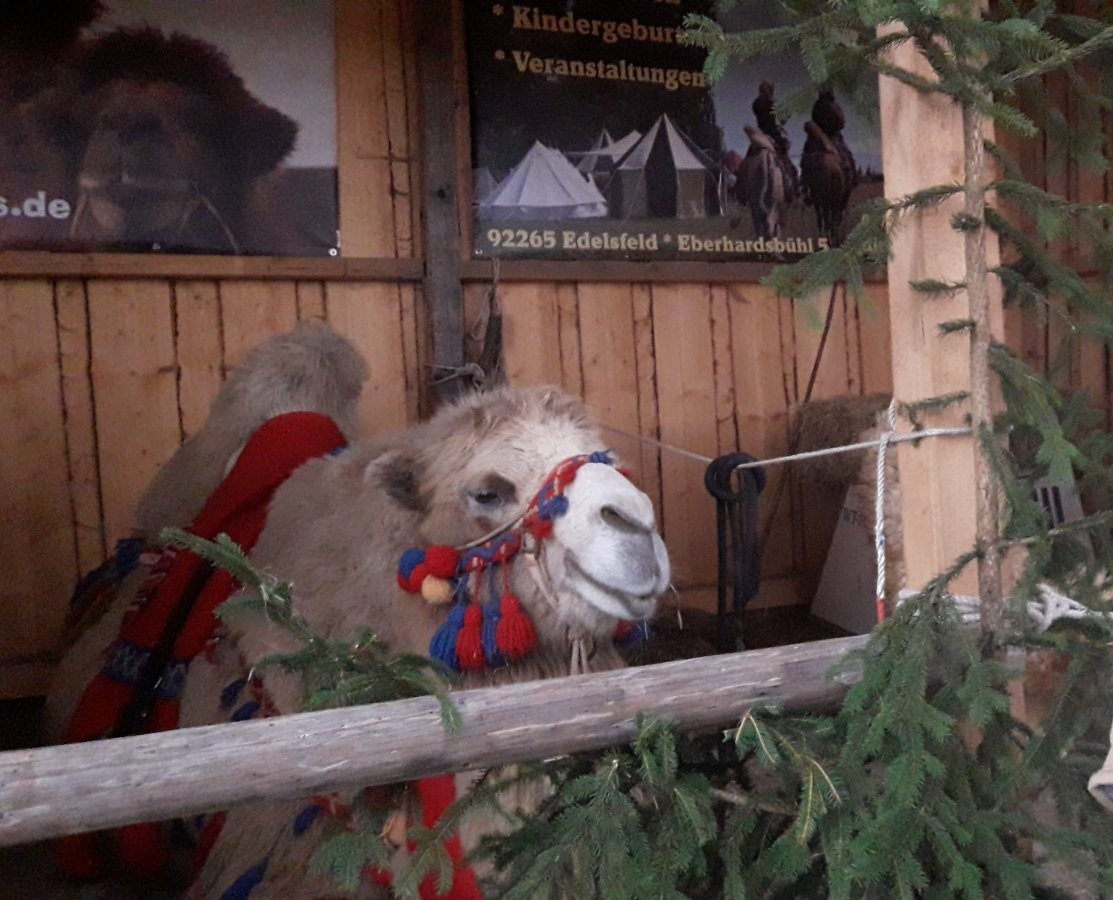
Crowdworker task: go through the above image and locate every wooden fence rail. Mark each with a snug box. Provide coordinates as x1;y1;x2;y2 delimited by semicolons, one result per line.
0;635;867;846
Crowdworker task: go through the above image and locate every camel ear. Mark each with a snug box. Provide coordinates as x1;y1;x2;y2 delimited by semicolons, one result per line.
236;101;297;179
369;451;427;513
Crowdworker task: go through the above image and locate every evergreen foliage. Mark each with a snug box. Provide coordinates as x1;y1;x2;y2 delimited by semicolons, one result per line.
159;528;459;728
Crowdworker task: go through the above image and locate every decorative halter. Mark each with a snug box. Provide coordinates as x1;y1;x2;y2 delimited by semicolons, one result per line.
396;450;648;673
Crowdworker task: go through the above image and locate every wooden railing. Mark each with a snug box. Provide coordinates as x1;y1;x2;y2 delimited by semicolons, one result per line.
0;635;866;846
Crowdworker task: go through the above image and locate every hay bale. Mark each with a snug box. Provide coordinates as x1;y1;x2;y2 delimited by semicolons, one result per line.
793;393;892;487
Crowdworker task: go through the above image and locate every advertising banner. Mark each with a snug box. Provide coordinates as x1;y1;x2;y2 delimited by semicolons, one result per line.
0;2;338;256
466;1;882;263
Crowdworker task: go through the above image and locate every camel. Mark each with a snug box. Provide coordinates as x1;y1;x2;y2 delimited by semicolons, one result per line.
186;384;670;898
801;120;854;247
45;326;670;898
736;83;798;241
801;90;858;247
739;124;791;240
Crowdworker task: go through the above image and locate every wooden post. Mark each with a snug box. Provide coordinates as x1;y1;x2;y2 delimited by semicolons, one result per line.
0;636;865;846
879;37;1005;598
419;0;466;404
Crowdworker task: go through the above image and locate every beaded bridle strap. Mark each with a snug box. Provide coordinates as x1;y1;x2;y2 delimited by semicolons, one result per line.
396;450;643;672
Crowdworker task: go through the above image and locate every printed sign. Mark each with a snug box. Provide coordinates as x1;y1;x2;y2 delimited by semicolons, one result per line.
466;1;883;263
0;2;338;256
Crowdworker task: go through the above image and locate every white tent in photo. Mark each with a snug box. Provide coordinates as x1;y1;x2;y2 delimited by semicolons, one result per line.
574;129;643;184
477;142;608;221
472;167;499;203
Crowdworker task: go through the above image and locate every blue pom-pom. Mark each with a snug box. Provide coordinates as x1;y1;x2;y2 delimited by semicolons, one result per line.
430;603;466;671
219;857;270;900
398;547;425;580
547;495;569;518
220;678;247;710
292;804;322;837
231;701;260;722
589;450;614;465
617;620;651;647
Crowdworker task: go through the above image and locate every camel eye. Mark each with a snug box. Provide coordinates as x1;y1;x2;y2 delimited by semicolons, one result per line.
465;475;517;518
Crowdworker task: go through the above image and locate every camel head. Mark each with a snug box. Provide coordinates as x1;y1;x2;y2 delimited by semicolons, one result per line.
385;386;669;660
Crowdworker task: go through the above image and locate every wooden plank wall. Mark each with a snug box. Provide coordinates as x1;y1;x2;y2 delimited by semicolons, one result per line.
999;2;1111;433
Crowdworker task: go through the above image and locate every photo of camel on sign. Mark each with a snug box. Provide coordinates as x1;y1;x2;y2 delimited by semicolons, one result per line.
466;1;883;264
0;1;338;257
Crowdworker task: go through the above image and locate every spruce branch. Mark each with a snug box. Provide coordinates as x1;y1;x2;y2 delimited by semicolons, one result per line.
158;527;461;731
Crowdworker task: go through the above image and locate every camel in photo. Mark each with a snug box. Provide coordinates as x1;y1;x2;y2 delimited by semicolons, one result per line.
801;120;854;247
739;124;792;240
801;90;858;247
45;325;670;898
66;27;299;253
736;82;798;242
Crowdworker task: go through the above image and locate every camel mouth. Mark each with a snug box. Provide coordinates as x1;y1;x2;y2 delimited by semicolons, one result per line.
79;171;196;197
566;554;660;621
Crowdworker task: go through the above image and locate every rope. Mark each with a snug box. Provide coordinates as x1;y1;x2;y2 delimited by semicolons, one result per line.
726;427;973;471
602;420;972;472
896;583;1113;633
874;401;897;623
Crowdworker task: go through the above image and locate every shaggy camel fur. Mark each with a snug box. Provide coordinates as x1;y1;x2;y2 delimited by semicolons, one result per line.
185;384;670;898
134;322;369;541
43;322;369;744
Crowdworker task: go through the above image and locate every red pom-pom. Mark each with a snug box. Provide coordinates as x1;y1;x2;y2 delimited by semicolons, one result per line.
614;620;634;642
424;545;459;579
456;605;486;671
496;594;537;661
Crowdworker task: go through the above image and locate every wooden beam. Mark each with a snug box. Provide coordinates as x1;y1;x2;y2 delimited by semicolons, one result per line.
0;636;866;846
460;258;887;285
879;38;1005;596
418;0;466;402
0;252;423;282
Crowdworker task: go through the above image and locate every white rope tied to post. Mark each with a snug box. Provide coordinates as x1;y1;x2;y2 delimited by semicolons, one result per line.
726;425;973;473
875;400;898;622
896;583;1113;633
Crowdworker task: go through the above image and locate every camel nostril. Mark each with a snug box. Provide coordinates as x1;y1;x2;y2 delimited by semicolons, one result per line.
600;505;643;534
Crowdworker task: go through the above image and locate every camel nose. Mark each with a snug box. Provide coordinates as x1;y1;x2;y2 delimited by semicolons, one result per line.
600;503;651;535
